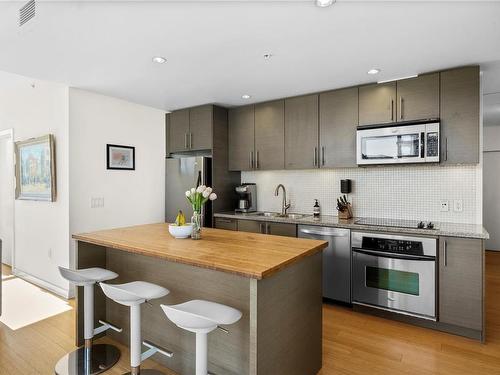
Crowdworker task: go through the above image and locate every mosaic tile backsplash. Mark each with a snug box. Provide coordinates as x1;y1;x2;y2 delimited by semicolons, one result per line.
241;165;482;224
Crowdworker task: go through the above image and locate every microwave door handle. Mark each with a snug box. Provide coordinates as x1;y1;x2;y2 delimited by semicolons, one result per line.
352;247;435;261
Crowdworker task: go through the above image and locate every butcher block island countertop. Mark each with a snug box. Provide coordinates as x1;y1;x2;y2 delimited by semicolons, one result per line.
73;223;327;375
73;222;327;279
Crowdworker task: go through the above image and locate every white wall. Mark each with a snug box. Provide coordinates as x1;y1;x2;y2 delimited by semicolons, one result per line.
68;89;165;273
0;71;70;295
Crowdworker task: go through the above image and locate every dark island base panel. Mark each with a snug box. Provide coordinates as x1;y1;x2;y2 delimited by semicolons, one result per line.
76;241;323;375
352;305;483;342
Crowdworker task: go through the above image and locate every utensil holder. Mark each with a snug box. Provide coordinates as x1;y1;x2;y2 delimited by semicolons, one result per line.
338;203;353;220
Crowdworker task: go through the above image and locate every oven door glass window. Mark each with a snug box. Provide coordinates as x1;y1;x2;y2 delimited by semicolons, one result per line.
361;134;420;160
365;266;420;296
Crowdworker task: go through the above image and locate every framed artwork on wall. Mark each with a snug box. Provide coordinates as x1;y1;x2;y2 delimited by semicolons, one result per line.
106;144;135;170
15;134;56;202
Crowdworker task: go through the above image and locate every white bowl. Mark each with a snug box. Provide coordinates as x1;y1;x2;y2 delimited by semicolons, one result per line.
168;223;193;239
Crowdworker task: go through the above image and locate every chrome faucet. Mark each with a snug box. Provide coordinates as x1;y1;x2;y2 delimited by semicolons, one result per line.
274;184;291;216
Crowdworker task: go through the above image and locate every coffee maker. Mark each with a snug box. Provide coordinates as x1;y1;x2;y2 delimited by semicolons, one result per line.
235;183;257;213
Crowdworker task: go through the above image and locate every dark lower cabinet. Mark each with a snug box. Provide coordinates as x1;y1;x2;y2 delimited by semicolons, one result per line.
214;217;237;231
439;237;483;332
237;219;296;237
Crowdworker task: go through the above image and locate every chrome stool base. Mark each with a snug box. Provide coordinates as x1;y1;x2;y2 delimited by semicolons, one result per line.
123;370;166;375
55;344;120;375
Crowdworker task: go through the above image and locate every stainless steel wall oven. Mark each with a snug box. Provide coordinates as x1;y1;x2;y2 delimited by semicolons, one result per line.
352;231;437;320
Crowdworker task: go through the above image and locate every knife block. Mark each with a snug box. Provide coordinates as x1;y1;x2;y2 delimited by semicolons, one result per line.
338;203;353;220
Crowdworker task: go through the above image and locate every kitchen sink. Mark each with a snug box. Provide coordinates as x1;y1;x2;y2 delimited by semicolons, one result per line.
250;211;280;217
250;212;309;219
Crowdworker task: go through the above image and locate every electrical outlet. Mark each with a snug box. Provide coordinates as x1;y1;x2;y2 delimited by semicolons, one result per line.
91;197;105;208
440;200;449;212
454;199;463;212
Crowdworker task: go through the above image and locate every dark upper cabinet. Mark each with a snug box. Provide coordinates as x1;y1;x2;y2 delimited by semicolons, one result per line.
189;105;213;151
228;105;255;171
255;100;285;170
168;105;214;153
396;73;439;122
440;66;480;164
439;237;483;332
359;82;396;126
168;109;190;153
319;87;358;168
285;94;319;169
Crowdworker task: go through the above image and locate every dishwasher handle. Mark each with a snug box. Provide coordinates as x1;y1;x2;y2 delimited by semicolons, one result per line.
299;228;349;237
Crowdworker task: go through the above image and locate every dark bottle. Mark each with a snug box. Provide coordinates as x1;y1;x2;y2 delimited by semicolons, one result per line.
313;199;320;218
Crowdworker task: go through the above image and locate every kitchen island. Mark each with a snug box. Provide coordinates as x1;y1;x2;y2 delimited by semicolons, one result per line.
73;223;327;375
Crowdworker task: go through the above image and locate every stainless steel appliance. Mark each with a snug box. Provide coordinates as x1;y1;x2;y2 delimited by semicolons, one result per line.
352;231;437;320
298;225;351;303
356;121;440;165
235;183;257;213
165;156;212;225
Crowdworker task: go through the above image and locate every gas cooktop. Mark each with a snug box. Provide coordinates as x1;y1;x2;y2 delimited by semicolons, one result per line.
355;217;438;230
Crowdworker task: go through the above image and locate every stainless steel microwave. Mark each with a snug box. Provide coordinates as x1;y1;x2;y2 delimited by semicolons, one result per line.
356;122;440;165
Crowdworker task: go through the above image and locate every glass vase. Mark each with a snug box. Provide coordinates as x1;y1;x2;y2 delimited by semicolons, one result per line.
191;210;202;240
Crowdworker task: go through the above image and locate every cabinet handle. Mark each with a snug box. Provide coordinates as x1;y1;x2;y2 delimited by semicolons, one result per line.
400;97;404;120
189;132;193;149
445;138;448;161
256;151;260;169
443;240;448;267
259;223;264;234
321;146;325;166
391;99;394;121
313;147;317;167
249;151;254;170
266;223;270;234
184;133;188;149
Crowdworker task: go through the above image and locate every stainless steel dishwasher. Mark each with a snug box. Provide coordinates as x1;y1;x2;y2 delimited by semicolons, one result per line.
298;225;351;303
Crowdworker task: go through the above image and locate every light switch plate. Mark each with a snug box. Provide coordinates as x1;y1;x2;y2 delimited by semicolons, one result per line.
454;199;463;212
440;200;449;212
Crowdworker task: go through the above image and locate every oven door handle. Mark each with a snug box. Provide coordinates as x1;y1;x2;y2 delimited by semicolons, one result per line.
352;247;435;261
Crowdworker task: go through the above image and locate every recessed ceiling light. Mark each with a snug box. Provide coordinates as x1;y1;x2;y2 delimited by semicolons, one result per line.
242;94;251;99
152;56;167;64
263;53;273;60
315;0;335;7
367;69;381;75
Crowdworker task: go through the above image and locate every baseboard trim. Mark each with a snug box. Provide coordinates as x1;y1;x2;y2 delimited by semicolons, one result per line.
12;269;72;299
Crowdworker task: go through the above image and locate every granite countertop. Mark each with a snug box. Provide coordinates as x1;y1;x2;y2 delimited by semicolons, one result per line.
214;212;489;240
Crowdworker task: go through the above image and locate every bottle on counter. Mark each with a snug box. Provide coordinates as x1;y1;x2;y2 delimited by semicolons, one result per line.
313;199;321;218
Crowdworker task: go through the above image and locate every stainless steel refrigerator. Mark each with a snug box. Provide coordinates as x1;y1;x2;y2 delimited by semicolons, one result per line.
165;156;212;226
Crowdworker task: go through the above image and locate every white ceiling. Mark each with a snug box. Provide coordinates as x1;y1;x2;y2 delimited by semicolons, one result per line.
1;1;500;111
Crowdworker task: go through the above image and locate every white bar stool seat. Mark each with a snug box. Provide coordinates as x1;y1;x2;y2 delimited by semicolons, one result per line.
100;281;172;375
55;267;121;375
161;300;242;375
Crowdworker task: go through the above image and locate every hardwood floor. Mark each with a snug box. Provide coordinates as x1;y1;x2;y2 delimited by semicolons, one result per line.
2;252;500;374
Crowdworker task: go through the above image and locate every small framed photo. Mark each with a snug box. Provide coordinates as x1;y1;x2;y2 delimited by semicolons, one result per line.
106;144;135;170
15;134;57;202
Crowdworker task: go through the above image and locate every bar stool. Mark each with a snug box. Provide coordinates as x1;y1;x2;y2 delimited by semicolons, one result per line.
100;281;173;375
161;300;242;375
55;267;122;375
